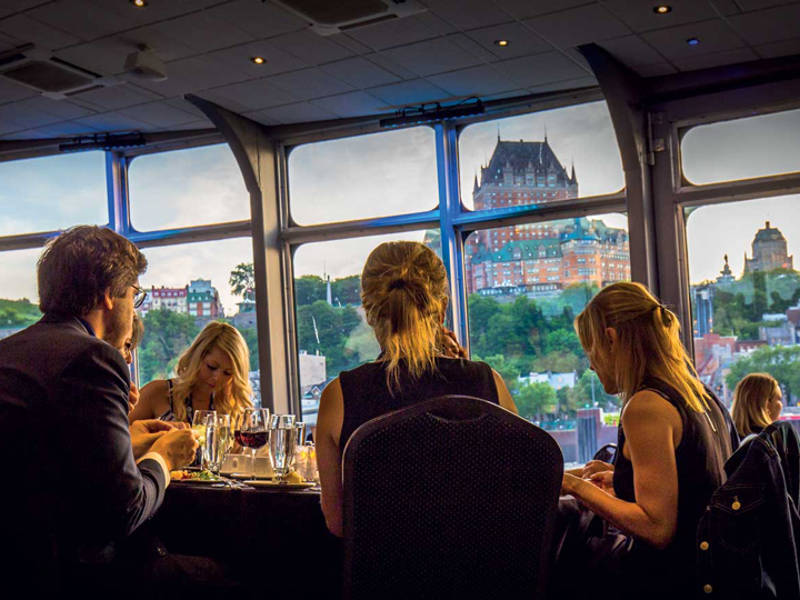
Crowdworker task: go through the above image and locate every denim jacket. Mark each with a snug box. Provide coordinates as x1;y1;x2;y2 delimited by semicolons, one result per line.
696;421;800;599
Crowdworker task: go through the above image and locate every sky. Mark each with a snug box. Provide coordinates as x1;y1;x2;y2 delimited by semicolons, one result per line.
1;102;799;314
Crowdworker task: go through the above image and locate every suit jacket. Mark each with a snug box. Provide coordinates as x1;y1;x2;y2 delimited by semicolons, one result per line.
0;314;167;589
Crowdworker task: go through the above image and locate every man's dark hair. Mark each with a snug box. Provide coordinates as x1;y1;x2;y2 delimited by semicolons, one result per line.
37;225;147;316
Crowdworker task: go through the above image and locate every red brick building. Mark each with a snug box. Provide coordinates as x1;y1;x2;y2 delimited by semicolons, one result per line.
465;137;630;294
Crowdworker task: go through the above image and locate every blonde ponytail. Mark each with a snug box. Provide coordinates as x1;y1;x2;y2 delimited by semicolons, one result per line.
361;241;449;391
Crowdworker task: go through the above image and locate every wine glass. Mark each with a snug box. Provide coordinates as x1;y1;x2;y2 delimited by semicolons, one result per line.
269;414;297;483
234;408;270;463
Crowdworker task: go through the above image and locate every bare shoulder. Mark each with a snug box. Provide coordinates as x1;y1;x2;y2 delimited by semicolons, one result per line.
318;377;344;445
140;378;170;399
491;368;518;414
132;378;171;420
622;389;682;430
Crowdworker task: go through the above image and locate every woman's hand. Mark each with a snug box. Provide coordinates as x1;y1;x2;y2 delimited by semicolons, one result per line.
439;327;467;359
581;459;614;478
587;470;616;496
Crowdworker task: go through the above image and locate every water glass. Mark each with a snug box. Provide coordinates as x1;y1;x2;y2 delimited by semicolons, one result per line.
203;414;231;475
191;409;217;445
269;414;296;482
295;421;308;446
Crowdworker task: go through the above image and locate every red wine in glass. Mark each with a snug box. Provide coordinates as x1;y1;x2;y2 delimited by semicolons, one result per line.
238;430;268;449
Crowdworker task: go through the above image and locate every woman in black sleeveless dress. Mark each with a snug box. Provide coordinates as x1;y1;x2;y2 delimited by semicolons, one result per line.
316;241;517;537
559;281;735;599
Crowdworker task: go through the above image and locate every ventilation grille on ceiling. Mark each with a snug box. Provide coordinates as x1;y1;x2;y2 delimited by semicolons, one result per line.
0;45;117;99
272;0;426;35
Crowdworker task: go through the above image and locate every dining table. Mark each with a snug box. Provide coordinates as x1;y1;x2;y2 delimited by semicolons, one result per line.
152;479;343;598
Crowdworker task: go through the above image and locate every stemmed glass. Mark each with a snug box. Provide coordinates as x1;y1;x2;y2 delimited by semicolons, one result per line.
202;413;231;476
191;409;217;468
269;414;297;483
234;408;270;463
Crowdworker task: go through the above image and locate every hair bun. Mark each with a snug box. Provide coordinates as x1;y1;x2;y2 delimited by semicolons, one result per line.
387;279;407;291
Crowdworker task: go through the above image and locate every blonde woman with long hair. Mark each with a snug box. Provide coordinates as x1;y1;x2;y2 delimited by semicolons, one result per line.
130;321;252;424
731;372;782;437
316;241;517;537
556;281;736;600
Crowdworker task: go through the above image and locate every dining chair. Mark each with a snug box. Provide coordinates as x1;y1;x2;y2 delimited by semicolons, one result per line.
342;395;563;600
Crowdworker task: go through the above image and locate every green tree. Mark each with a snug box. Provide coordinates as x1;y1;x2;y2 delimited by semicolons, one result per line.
138;309;201;384
296;300;361;374
516;382;557;420
0;298;41;327
294;275;326;306
568;369;620;412
542;329;582;356
726;345;800;404
229;263;255;299
331;275;361;305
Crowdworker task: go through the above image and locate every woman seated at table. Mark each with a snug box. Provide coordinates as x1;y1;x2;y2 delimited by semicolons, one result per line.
731;372;782;438
559;281;734;600
129;320;252;425
316;241;517;537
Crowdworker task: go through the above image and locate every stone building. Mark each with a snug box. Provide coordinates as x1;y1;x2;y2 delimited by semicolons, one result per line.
744;221;793;273
465;136;629;294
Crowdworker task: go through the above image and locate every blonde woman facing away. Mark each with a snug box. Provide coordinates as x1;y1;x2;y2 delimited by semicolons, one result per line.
558;282;735;600
129;321;252;424
731;373;782;437
316;241;517;537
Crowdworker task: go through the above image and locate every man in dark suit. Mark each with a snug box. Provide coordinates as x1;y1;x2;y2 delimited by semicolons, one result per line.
0;226;198;595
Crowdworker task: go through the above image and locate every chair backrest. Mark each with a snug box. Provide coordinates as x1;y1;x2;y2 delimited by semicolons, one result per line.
342;395;563;600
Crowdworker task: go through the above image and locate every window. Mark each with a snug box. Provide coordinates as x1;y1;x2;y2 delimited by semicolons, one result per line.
458;101;624;210
129;144;250;231
0;248;42;338
0;151;106;233
685;195;800;408
682;108;800;185
292;230;435;425
287;127;437;225
466;213;630;465
137;238;261;405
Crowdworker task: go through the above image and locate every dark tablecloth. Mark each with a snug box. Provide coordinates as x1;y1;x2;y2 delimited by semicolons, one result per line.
152;482;342;598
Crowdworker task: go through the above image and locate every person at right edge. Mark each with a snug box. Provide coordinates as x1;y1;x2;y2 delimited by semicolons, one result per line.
557;281;736;600
0;226;205;598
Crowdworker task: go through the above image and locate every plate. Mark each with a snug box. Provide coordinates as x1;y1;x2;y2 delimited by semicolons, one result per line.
243;480;316;489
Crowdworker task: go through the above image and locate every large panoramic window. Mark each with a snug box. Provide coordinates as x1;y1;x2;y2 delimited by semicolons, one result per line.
0;151;107;233
685;195;800;411
129;144;250;231
458;101;624;210
287;127;438;225
291;230;434;425
0;248;42;339
136;238;261;405
465;213;630;465
682;108;800;185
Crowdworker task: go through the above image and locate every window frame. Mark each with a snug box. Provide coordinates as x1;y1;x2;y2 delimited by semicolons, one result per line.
277;91;628;415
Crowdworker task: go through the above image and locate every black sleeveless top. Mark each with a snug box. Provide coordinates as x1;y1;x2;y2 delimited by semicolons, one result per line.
338;357;499;454
613;377;733;596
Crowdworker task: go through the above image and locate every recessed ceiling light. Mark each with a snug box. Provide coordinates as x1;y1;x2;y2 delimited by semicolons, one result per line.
494;39;510;47
653;5;671;14
130;0;147;7
686;37;700;46
251;56;266;65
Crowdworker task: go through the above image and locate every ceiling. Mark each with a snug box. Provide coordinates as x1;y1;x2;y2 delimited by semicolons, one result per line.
0;0;799;140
